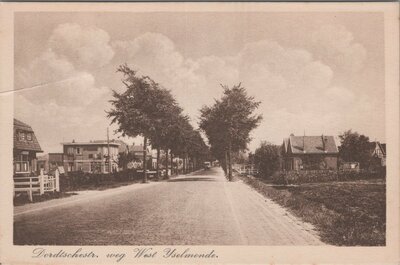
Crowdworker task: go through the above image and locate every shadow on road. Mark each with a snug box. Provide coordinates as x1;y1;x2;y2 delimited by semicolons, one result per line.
168;177;217;182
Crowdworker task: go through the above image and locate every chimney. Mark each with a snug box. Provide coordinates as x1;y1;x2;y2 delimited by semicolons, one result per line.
322;135;327;151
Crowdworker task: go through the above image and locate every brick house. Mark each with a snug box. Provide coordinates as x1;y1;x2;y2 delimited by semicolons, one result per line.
13;119;43;175
62;140;120;174
282;134;339;170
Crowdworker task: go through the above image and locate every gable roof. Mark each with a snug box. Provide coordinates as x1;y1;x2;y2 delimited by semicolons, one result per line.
288;135;338;154
370;141;386;156
283;138;289;153
14;119;43;152
381;143;386;155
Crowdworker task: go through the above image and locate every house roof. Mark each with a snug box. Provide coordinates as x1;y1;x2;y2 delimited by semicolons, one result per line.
381;143;386;155
13;119;43;152
288;135;338;154
370;141;386;156
62;140;120;147
129;145;147;152
283;138;289;153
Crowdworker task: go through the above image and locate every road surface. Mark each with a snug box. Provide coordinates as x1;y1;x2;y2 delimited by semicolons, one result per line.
14;168;323;245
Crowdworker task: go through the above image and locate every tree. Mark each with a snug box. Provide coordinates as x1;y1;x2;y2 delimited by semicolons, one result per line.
254;142;281;178
338;130;371;168
108;65;172;182
199;83;262;181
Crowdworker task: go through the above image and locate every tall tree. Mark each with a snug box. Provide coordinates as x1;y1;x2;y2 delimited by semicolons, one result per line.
338;130;371;168
108;65;169;182
199;83;262;181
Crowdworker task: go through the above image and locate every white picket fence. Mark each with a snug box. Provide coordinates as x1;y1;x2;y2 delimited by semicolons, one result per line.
14;169;60;202
234;164;259;176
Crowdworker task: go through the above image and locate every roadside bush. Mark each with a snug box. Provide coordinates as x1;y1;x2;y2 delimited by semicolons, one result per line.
272;169;385;185
60;170;142;191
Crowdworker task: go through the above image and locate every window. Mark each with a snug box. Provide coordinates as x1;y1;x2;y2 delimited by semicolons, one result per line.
67;147;74;155
26;133;32;141
19;132;25;141
88;154;93;159
76;147;81;155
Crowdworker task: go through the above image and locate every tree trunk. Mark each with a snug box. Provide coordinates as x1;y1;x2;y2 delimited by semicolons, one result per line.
156;147;160;179
183;156;186;174
224;151;228;176
171;153;174;176
228;144;233;181
165;149;169;179
143;137;148;183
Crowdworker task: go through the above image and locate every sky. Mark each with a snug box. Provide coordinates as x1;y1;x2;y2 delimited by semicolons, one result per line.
14;12;385;153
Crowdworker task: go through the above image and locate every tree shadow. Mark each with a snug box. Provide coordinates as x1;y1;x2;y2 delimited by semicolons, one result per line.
168;177;217;182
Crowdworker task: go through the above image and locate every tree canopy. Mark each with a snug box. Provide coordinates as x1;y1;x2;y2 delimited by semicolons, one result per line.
254;141;281;178
199;83;262;180
338;130;371;168
108;64;209;180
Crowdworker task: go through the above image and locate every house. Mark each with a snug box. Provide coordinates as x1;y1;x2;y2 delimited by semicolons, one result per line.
129;145;155;168
13;119;43;175
37;153;65;174
369;141;386;168
62;140;120;174
129;145;152;158
282;134;339;171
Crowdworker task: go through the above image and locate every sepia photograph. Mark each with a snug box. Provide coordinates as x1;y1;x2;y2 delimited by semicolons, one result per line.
0;2;399;264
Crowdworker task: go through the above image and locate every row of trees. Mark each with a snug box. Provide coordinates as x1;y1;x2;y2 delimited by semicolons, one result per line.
108;65;209;182
199;84;262;181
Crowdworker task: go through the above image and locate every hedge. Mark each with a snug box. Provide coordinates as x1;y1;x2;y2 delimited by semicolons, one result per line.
59;170;143;191
271;168;386;185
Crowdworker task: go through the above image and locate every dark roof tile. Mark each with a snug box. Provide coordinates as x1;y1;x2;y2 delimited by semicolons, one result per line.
13;119;43;152
289;135;338;154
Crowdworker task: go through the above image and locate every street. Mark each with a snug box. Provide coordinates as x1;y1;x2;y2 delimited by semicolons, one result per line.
14;168;323;245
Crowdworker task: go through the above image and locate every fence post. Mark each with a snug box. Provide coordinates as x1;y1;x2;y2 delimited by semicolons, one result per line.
28;176;33;202
39;173;44;195
55;169;60;192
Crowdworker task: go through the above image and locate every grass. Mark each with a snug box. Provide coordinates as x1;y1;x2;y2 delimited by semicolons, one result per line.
239;175;386;246
13;191;78;206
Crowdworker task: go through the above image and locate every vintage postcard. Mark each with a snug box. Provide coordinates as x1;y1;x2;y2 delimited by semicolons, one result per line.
0;2;398;264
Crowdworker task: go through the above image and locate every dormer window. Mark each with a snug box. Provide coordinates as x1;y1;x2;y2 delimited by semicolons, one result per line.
26;133;32;141
19;131;25;141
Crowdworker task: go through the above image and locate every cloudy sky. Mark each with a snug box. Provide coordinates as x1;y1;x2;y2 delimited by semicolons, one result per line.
14;12;385;153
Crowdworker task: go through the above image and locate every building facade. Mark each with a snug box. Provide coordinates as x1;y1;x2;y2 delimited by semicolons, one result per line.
37;153;65;174
282;134;339;171
13;119;43;175
62;140;120;174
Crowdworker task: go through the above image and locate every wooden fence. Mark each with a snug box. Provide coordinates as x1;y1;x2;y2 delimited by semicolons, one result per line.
233;164;259;176
14;169;60;202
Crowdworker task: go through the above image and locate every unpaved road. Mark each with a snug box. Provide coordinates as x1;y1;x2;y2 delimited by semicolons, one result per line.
14;168;323;245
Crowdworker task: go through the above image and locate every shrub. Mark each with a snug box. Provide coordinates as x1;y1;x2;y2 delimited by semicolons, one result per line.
272;169;385;185
59;170;142;191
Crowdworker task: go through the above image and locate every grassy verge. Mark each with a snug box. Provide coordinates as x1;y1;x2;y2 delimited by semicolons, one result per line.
239;175;386;246
13;192;78;206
